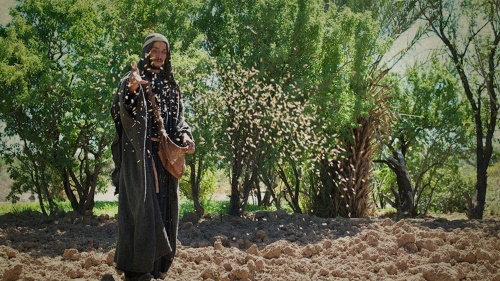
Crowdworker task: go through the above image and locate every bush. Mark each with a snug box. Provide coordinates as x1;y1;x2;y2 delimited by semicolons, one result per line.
486;162;500;216
179;169;218;200
428;172;474;214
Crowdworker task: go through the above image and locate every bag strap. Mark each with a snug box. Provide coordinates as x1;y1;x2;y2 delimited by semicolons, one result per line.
144;83;167;135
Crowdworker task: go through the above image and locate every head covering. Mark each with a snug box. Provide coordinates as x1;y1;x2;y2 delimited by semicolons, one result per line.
137;33;176;84
142;33;169;50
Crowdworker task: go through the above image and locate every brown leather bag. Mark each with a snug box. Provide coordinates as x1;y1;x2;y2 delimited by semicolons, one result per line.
146;85;188;179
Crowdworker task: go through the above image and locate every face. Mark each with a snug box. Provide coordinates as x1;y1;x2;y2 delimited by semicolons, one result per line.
148;41;168;73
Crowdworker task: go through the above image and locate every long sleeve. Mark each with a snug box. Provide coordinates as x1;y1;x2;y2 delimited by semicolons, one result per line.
120;72;143;118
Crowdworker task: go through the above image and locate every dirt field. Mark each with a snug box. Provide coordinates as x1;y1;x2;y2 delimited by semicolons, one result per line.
0;210;499;281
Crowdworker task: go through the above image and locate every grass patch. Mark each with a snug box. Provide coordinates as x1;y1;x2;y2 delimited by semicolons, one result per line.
179;199;226;216
0;200;128;216
2;198;497;220
94;201;118;217
1;199;281;218
179;199;283;217
0;202;40;215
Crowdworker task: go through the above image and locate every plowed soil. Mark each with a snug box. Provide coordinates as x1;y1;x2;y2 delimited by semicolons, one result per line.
1;210;499;281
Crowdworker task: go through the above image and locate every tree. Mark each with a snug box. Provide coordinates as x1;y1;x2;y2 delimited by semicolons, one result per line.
0;0;209;216
416;0;500;219
0;0;118;215
305;6;387;218
376;58;470;217
174;35;218;218
292;0;425;218
195;0;323;216
202;59;314;216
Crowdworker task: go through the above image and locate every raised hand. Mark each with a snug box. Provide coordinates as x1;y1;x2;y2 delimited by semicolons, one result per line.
128;61;148;93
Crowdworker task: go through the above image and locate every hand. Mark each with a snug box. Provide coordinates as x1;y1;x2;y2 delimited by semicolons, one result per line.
128;61;148;93
183;134;195;154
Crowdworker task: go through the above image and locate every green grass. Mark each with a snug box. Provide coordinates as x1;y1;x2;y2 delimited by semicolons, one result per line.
180;199;227;215
0;198;278;218
0;201;40;214
93;201;119;217
0;200;114;216
0;194;492;218
179;198;284;216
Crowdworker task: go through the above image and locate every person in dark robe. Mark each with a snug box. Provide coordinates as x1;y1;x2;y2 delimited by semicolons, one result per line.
110;33;195;281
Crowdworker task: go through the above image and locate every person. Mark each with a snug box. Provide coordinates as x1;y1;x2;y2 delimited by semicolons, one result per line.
110;33;195;281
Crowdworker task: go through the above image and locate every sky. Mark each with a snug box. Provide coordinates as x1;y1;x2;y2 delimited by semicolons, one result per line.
383;20;444;74
0;0;15;26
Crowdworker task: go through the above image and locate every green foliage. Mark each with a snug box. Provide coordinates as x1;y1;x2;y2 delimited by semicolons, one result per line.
486;162;500;217
0;199;70;215
417;0;500;219
428;171;473;214
179;169;218;201
185;0;324;216
174;33;223;179
0;0;118;215
315;7;380;135
307;5;388;218
205;58;314;215
0;0;494;220
376;57;472;216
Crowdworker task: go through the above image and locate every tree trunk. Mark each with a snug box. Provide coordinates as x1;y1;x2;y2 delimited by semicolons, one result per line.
471;163;488;219
229;170;241;216
193;196;204;218
262;189;272;207
277;163;302;214
62;169;78;210
259;172;278;208
189;158;205;218
386;156;415;217
229;139;244;216
240;168;259;214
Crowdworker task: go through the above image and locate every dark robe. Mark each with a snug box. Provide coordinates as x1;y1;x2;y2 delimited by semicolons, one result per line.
110;70;192;277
